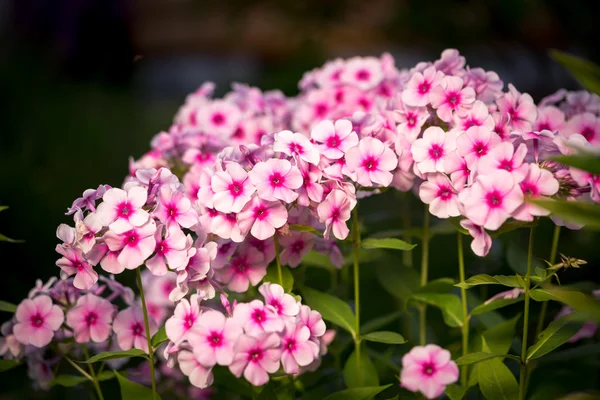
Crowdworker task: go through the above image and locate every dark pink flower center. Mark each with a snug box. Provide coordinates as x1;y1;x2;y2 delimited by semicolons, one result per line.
437;186;453;201
125;231;139;247
168;205;178;218
474;142;488;156
499;159;513;171
74;261;84;271
537;122;550;131
117;202;132;218
330;208;341;221
212;113;225;125
418;81;430;94
429;144;444;160
315;103;328;117
326;135;340;148
252;309;266;323
581;126;595;141
286;338;296;350
270;173;284;187
156;240;168;255
269;299;282;314
132;323;143;336
407;114;416;127
446;92;460;107
292;241;305;253
288;142;303;154
521;182;538;196
486;190;503;208
254;206;268;220
209;331;222;347
363;156;378;171
422;362;436;376
356;69;370;81
184;313;196;329
248;349;263;362
358;97;371;109
30;313;44;328
86;312;98;326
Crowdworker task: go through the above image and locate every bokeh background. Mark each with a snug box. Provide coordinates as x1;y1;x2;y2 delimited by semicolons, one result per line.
1;1;599;399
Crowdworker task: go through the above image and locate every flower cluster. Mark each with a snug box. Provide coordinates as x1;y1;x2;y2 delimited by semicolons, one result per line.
163;283;333;388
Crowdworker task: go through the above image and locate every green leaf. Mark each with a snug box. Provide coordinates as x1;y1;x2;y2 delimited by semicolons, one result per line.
323;385;392;400
418;278;456;294
0;359;21;372
115;370;160;400
361;331;406;345
455;274;522;289
530;286;600;322
212;366;253;397
343;348;380;388
263;265;294;293
361;237;416;251
83;349;149;363
301;287;356;337
477;349;520;400
361;311;403;334
289;224;320;235
411;293;463;327
527;315;583;360
257;385;278;400
455;352;521;366
537;343;600;364
0;206;8;212
50;371;114;388
482;314;522;355
375;264;419;302
470;297;523;316
0;233;24;243
0;300;17;313
151;326;168;348
445;384;468;400
531;199;600;231
552;153;600;175
302;251;336;270
550;50;600;95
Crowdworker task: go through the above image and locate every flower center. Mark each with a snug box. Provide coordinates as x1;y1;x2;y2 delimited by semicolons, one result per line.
212;113;225;125
486;190;503;208
118;202;132;218
254;206;268;220
581;126;595;141
249;349;262;362
327;135;340;148
330;208;341;221
499;159;513;171
86;312;97;326
286;339;296;350
209;332;222;346
292;241;304;253
428;144;444;160
30;313;44;328
356;69;370;81
270;173;284;187
437;186;453;201
474;142;487;156
363;156;378;171
447;92;460;107
126;231;139;247
407;114;416;127
418;82;430;94
184;313;195;329
252;309;266;323
521;183;538;196
315;103;328;117
422;363;435;376
168;205;177;218
288;142;302;154
132;323;143;336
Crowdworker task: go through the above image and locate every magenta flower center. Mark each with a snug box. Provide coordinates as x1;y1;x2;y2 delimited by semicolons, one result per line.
407;114;416;127
212;113;225;125
499;159;513;171
486;190;503;208
132;323;143;336
330;208;341;221
86;312;98;326
446;92;460;107
209;331;222;347
428;144;444;160
422;362;436;376
252;309;266;323
474;142;488;156
315;103;328;117
117;202;132;218
269;299;282;314
521;182;538;196
30;313;44;328
249;349;263;362
156;240;169;255
254;206;268;220
581;126;595;141
537;122;550;131
270;173;284;187
362;156;378;171
74;261;84;271
125;231;139;247
286;338;296;350
184;313;196;329
418;81;430;94
292;241;305;253
288;142;303;154
356;69;371;81
437;186;453;201
168;205;178;218
233;257;248;273
326;135;340;148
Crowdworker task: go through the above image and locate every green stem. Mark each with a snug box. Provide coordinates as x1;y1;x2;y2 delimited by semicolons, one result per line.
83;346;104;400
351;206;361;370
457;233;469;387
136;268;158;399
535;225;561;337
401;192;413;268
64;355;94;382
519;225;535;400
419;206;430;345
273;234;284;287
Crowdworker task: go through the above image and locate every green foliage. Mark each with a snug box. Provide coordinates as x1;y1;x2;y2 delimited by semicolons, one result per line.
0;300;17;313
83;349;149;363
550;50;600;95
411;293;463;327
151;326;168;348
361;331;406;345
361;237;416;251
343;348;380;388
0;206;23;243
527;315;584;360
115;370;161;400
360;311;403;334
445;384;468;400
264;264;295;292
477;340;520;400
530;286;600;322
375;264;420;304
301;287;356;337
323;384;392;400
531;199;600;231
0;359;21;372
418;278;456;294
456;274;522;289
50;371;114;387
289;224;320;234
553;153;600;175
470;298;523;316
455;352;520;366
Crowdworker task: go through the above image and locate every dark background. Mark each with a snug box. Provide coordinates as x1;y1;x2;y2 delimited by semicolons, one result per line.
1;1;599;399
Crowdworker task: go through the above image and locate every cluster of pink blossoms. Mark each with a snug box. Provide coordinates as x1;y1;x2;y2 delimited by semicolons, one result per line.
163;283;333;388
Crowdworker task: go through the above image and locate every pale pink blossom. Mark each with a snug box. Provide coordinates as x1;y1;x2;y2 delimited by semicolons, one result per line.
463;67;503;103
146;224;191;276
299;305;326;338
533;106;565;133
103;220;157;270
188;310;242;366
229;333;281;386
317;189;352;240
112;307;157;352
96;186;149;234
218;247;267;293
477;142;528;182
196;100;242;138
340;56;384;90
154;188;199;229
345;137;398;187
454;100;495;132
211;163;255;214
259;283;300;318
443;151;471;189
513;164;560;221
456;126;501;168
273;130;320;165
402;66;445;107
74;212;103;253
66;293;115;343
496;84;537;132
55;246;98;290
280;322;319;374
249;159;303;203
232;300;284;335
212;212;245;243
13;295;64;348
484;288;523;305
395;103;430;141
411;127;457;174
278;232;314;268
296;160;324;207
165;294;203;344
178;350;214;389
237;196;288;241
429;76;476;122
566;112;600;144
310;119;359;160
400;344;459;399
419;173;460;219
460;220;492;257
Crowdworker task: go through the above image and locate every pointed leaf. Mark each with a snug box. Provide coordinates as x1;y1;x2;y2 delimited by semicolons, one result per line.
455;352;520;366
375;264;419;302
362;237;416;251
151;326;168;348
455;274;522;289
553;153;600;175
115;370;161;400
531;199;600;230
50;371;114;388
418;278;456;294
301;287;356;337
323;385;392;400
477;338;520;400
83;349;149;363
527;315;583;360
411;293;463;327
0;301;17;313
362;331;406;345
361;311;403;334
471;298;523;316
482;314;522;355
343;348;379;388
0;359;20;372
445;384;468;400
550;50;600;95
263;265;294;293
0;233;24;243
289;224;320;235
0;206;8;212
257;385;278;400
530;287;600;322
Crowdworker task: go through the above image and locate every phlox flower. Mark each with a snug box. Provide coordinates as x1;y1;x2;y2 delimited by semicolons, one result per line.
196;100;242;138
188;310;242;366
249;159;303;203
460;170;524;230
113;307;157;352
411;127;457;174
296;160;324;207
496;84;537;132
395;103;430;141
66;185;110;215
512;164;560;221
13;295;64;348
178;350;214;389
103;220;157;270
443;151;471;189
237;196;288;241
533;106;565;133
273;130;320;165
434;48;465;75
211;163;255;214
278;232;314;268
96;186;150;234
345;137;398;187
280;322;319;374
460;220;492;257
75;212;103;253
259;283;300;318
0;321;22;359
154;188;199;229
310;119;358;160
218;247;267;293
66;293;115;343
229;333;281;387
429;76;476;122
232;299;284;335
477;142;528;182
317;189;352;240
165;294;202;344
299;305;326;338
400;344;459;399
402;66;444;107
55;246;98;290
566;112;600;144
146;224;191;276
196;167;217;209
453;101;495;133
419;173;460;219
340;56;384;90
135;167;181;201
484;288;523;305
456;126;501;168
211;212;245;243
463;67;503;104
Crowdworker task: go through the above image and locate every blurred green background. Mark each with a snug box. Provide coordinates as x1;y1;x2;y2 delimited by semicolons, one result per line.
1;0;599;399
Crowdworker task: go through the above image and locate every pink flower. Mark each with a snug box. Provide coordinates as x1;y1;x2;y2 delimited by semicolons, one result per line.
96;186;150;234
296;160;324;207
496;84;537;132
477;142;528;182
211;163;256;214
259;283;300;318
103;220;157;270
229;333;281;386
237;196;288;241
55;246;98;290
311;119;359;160
340;56;383;90
566;112;600;144
66;293;115;343
402;66;445;107
218;247;267;293
212;212;245;243
188;310;242;366
456;126;501;168
419;173;460;219
146;224;191;276
196;100;242;138
165;294;202;344
112;307;158;352
411;127;457;174
232;299;284;335
299;305;326;338
395;104;430;141
249;159;303;203
345;137;398;187
512;164;560;221
533;106;565;133
443;151;471;189
460;170;524;230
273;130;320;165
460;220;492;257
13;295;64;348
154;188;199;229
429;76;476;122
400;344;459;399
454;100;494;132
178;350;214;389
280;322;319;374
317;189;352;240
278;232;314;268
484;288;523;305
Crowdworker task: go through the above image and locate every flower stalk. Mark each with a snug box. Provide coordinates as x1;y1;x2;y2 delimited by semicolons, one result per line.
273;234;284;287
535;225;561;337
419;206;430;346
136;268;157;399
457;232;469;387
351;206;362;370
519;225;535;400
